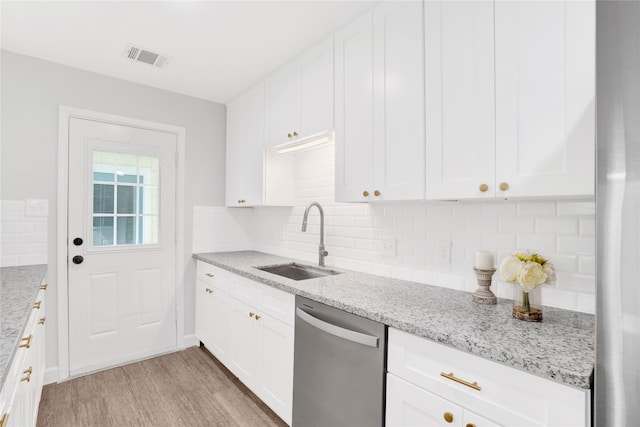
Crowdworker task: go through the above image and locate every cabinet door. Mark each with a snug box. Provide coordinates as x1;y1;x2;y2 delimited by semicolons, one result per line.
207;287;231;365
226;82;266;206
335;12;375;202
425;1;496;200
387;373;463;427
228;299;259;388
495;0;595;197
256;315;294;425
195;280;213;347
298;38;334;139
372;1;425;201
265;66;299;148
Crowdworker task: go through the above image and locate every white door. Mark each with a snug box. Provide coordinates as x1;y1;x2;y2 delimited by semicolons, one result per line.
67;117;177;376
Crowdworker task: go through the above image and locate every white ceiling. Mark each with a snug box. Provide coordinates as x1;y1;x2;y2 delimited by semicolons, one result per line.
1;1;379;104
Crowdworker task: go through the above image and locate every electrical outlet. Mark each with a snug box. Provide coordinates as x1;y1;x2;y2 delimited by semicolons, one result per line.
438;240;451;263
383;238;397;257
25;199;49;217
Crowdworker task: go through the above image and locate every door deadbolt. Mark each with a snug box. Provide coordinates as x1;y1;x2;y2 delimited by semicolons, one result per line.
72;255;84;265
73;237;83;246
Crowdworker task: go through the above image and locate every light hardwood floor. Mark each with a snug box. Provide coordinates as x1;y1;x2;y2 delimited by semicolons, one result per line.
37;346;288;427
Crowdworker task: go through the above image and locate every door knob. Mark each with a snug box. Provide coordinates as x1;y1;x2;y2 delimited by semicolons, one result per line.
73;237;83;246
72;255;84;265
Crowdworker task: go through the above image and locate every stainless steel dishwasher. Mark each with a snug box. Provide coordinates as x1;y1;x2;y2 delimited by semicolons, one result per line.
293;295;387;427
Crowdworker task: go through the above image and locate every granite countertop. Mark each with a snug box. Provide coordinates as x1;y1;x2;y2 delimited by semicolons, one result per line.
194;251;595;390
0;264;47;386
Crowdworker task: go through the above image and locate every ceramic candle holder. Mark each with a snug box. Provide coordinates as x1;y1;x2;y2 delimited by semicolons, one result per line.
473;267;497;305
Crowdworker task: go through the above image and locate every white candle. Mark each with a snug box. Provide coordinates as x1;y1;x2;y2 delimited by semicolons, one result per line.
475;251;494;270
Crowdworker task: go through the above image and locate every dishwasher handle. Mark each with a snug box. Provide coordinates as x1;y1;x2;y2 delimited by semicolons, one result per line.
296;307;379;348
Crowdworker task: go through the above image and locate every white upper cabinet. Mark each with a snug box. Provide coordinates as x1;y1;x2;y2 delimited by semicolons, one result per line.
226;82;294;207
425;1;496;200
265;38;334;148
494;0;595;198
336;1;425;202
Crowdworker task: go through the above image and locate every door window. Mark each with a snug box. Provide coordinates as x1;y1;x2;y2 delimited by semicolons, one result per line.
92;150;159;246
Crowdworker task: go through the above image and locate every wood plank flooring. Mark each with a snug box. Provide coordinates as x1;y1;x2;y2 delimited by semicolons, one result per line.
37;346;288;427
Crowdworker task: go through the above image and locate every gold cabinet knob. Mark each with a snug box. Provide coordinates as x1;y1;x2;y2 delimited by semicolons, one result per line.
499;182;509;191
255;315;261;320
466;424;477;427
443;412;454;423
374;190;381;197
249;312;255;318
363;191;369;197
287;133;293;138
479;184;488;192
293;131;298;137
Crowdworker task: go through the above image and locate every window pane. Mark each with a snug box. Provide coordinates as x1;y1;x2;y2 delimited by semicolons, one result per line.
116;153;138;183
138;186;158;215
117;186;137;214
116;217;135;245
139;216;158;245
138;156;159;185
93;217;114;246
93;184;114;214
93;151;116;182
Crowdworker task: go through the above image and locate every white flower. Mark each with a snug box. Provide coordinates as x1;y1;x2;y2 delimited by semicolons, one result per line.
517;261;548;291
499;255;523;282
543;262;556;284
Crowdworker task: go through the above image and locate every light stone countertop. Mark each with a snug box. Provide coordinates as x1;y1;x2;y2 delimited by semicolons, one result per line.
1;264;47;386
194;251;595;390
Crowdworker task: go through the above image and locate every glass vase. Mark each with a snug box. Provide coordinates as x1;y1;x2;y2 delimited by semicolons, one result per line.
512;284;543;322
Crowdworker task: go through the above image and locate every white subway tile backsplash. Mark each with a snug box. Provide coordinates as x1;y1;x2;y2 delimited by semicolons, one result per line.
194;145;596;313
1;200;48;267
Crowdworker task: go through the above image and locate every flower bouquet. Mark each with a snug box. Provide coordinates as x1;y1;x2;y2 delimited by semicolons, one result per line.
499;251;555;322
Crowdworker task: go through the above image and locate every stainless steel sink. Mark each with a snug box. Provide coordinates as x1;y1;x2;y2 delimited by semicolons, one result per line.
256;263;340;281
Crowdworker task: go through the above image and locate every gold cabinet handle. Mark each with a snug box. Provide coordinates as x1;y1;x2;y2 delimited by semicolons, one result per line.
374;190;380;197
23;366;33;375
499;182;509;191
443;412;454;423
205;273;214;278
38;317;46;325
19;335;32;349
287;133;293;138
466;424;477;427
363;190;369;197
205;288;213;294
1;413;9;427
255;315;261;320
40;283;48;291
293;131;298;137
33;301;42;309
249;312;255;318
21;373;31;382
479;183;488;192
440;372;481;391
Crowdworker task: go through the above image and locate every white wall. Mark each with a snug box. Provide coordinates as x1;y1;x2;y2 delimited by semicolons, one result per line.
195;143;596;313
0;50;227;377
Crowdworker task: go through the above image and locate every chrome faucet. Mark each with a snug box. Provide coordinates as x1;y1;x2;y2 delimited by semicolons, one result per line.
301;202;328;267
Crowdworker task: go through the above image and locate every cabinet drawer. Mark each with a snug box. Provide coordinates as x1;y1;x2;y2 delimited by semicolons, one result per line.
196;262;231;287
260;285;295;326
388;328;589;427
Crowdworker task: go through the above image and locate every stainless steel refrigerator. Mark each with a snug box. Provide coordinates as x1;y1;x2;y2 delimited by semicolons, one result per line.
596;1;640;425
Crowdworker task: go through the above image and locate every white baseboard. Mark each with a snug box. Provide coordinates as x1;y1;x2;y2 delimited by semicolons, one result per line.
183;334;199;348
44;366;59;385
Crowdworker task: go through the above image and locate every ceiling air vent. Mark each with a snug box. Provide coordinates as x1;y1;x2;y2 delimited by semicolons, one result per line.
122;43;170;69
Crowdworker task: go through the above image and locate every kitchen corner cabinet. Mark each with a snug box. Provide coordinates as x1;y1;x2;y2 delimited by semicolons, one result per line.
425;0;595;200
225;82;294;207
1;284;47;427
335;1;425;203
386;328;590;427
264;37;334;148
195;261;294;425
495;0;595;198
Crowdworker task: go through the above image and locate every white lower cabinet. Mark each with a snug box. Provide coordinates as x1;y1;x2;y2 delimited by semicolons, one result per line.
195;262;294;425
386;328;590;427
1;284;47;427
